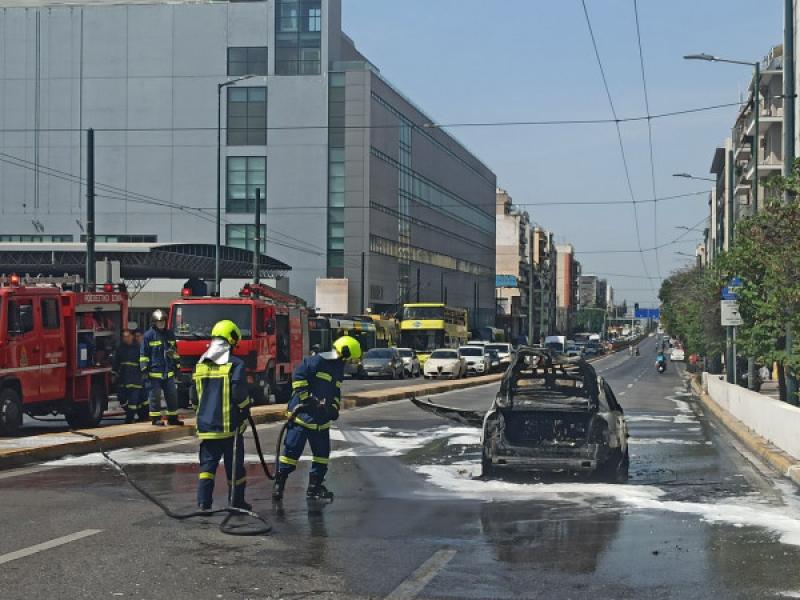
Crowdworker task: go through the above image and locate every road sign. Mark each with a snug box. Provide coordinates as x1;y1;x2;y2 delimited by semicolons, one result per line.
721;300;744;326
729;277;743;288
634;308;660;319
721;286;738;300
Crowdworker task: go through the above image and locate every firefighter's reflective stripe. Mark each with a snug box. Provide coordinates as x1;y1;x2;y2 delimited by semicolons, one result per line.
316;372;333;382
149;371;175;378
199;472;215;480
149;411;162;417
121;361;138;367
140;356;150;363
279;455;298;465
312;456;330;465
230;476;247;485
149;340;163;347
125;383;143;389
292;379;308;389
335;381;342;388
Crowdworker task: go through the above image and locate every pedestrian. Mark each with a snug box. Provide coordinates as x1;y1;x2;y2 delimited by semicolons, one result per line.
113;328;147;423
140;309;183;426
272;335;362;502
194;320;252;512
759;364;771;382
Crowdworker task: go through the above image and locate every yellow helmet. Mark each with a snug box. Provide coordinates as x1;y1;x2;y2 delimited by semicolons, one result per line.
332;335;362;360
211;320;242;348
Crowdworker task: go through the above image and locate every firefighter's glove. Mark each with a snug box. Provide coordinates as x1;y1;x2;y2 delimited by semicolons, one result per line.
301;395;320;410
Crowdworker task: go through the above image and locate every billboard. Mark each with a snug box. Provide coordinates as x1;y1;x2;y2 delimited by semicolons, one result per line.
315;278;349;315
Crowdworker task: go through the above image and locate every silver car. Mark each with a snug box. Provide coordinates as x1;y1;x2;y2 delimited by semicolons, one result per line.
458;345;489;376
397;347;421;377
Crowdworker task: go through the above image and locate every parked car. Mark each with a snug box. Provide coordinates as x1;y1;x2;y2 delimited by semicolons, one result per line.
458;345;490;376
565;344;583;359
485;348;503;372
397;347;421;377
670;347;685;361
423;349;466;379
359;347;404;379
485;343;515;369
411;348;629;482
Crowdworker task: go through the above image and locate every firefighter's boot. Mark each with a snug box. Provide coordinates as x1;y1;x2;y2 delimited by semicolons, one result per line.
124;409;136;425
151;416;164;427
306;474;334;501
272;472;288;502
167;415;184;426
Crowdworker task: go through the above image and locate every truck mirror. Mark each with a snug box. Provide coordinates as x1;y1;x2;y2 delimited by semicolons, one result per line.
265;319;276;335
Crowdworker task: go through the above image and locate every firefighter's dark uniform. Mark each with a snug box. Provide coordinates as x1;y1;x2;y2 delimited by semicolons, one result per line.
113;342;146;421
278;353;343;481
194;355;252;508
140;326;181;422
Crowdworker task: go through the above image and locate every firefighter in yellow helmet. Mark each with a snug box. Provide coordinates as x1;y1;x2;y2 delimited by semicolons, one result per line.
193;320;253;512
272;335;361;502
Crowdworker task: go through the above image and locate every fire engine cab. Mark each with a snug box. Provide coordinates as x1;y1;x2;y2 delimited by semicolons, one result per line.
0;276;128;435
169;282;308;404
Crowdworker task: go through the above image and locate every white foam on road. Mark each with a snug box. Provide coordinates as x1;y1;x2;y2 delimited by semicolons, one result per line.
415;462;800;547
629;437;711;446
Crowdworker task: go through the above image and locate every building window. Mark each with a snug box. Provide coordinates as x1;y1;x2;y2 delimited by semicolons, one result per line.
227;87;267;146
0;234;73;242
226;224;266;254
227;47;268;76
79;234;156;243
275;0;322;76
226;157;266;213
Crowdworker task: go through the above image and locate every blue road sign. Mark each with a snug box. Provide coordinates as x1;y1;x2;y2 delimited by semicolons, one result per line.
729;277;743;288
721;287;738;300
634;308;660;319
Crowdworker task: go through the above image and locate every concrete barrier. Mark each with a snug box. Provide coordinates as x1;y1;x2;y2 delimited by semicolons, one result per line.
703;372;800;461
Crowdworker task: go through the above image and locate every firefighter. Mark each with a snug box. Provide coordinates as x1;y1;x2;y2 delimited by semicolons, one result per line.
194;320;252;512
113;329;147;424
141;309;183;426
272;335;361;502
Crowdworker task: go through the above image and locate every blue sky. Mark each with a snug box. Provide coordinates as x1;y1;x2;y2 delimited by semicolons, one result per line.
342;0;784;306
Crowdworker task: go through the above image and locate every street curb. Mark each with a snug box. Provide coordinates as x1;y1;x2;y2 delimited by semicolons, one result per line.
690;375;800;488
0;373;503;470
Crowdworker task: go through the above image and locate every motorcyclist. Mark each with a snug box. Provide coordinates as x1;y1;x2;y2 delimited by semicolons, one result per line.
655;351;667;371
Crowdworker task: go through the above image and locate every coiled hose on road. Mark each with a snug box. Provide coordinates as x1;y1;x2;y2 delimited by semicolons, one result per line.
69;406;301;536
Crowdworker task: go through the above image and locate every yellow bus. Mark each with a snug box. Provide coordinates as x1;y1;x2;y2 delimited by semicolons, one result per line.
399;303;469;363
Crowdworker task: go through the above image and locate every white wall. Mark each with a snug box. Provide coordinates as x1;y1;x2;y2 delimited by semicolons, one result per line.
704;372;800;460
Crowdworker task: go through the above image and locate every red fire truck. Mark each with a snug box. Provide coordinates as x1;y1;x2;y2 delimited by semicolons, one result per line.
169;282;308;404
0;276;128;435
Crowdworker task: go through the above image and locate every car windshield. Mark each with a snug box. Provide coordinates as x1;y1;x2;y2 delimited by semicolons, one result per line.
365;348;392;359
398;349;414;358
172;303;252;339
459;347;483;356
486;344;510;353
431;350;458;359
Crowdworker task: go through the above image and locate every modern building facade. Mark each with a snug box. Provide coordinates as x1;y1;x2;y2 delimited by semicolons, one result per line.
555;244;579;335
0;0;496;320
531;226;556;342
494;188;530;341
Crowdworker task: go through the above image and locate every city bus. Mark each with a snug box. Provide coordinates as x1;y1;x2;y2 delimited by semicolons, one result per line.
399;303;469;363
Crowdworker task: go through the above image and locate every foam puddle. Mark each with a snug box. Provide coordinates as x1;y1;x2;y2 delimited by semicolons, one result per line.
415;462;800;547
629;437;712;446
45;449;288;467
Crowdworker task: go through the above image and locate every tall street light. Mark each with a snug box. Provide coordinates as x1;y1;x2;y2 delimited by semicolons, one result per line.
215;74;255;296
684;53;760;214
672;172;715;182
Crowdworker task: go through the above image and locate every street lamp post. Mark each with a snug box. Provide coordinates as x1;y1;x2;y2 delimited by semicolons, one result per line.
672;172;715;182
684;54;760;213
215;74;255;296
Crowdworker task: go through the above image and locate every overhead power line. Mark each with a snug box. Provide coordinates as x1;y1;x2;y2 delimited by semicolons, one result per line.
633;0;662;282
580;0;654;295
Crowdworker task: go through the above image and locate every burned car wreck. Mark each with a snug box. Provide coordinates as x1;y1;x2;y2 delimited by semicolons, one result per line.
412;348;629;482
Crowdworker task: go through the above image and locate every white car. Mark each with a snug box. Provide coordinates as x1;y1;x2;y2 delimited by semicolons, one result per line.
458;346;489;376
671;348;685;361
485;343;514;367
397;348;421;377
424;349;466;379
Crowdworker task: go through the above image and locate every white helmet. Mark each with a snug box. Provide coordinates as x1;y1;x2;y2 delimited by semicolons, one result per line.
151;309;168;323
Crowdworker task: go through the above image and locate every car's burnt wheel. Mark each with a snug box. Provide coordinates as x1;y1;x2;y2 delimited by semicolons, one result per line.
0;387;23;436
598;449;629;483
481;446;495;478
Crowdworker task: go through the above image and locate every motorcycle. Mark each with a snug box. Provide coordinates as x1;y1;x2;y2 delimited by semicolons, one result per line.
656;361;666;373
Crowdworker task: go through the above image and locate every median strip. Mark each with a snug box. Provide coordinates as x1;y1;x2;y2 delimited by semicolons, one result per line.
0;373;503;470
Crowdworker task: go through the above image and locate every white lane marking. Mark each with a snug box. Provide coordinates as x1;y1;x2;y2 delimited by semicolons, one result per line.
619;392;626;396
0;529;102;565
627;383;634;388
385;549;456;600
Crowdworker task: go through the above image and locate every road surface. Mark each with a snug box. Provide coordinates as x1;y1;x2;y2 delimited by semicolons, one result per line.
3;335;800;599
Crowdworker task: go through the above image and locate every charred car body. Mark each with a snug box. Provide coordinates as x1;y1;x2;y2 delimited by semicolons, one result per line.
413;348;629;481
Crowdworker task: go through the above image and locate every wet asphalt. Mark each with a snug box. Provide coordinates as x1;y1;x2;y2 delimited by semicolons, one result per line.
3;336;800;599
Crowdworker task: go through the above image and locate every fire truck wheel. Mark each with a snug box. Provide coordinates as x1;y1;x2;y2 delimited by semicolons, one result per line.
66;384;106;429
0;388;23;436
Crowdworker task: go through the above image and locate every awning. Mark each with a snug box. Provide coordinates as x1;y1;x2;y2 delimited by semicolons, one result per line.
0;242;291;280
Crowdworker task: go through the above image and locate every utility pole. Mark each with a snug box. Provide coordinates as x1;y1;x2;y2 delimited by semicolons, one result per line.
253;188;261;284
85;128;96;289
786;0;797;402
528;262;535;345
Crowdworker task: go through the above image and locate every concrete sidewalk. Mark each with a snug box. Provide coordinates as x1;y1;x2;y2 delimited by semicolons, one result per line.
0;372;503;470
